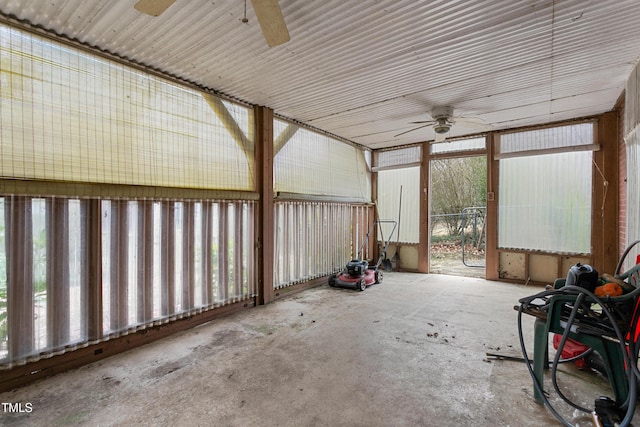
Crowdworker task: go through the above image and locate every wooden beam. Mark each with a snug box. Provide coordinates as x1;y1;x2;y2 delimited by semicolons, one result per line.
371;169;380;262
274;124;299;156
202;93;255;177
418;142;430;273
0;299;255;393
485;133;500;280
273;275;329;301
255;106;275;304
592;111;620;273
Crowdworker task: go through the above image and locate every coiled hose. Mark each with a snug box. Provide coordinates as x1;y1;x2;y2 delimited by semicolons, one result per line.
517;240;640;426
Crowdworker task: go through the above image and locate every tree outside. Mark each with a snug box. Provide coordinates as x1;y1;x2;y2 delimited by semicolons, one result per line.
430;156;486;273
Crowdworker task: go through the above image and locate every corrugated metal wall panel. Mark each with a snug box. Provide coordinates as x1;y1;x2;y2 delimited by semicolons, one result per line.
1;0;640;149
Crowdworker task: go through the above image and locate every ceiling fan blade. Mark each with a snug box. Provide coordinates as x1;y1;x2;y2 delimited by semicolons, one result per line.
409;120;436;125
134;0;176;16
251;0;290;47
453;117;492;132
434;132;448;143
394;123;431;138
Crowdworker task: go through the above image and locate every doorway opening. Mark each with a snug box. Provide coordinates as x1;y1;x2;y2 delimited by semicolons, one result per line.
429;156;486;278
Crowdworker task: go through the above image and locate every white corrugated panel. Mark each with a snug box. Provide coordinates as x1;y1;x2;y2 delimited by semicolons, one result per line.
498;123;595;155
373;146;421;171
625;127;640;271
377;167;420;244
498;124;594;253
626;65;640;137
624;61;640;271
1;0;640;150
430;137;485;155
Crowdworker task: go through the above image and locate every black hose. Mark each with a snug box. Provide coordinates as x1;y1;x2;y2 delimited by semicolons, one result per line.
517;301;574;427
616;240;640;275
550;292;591;413
518;285;638;426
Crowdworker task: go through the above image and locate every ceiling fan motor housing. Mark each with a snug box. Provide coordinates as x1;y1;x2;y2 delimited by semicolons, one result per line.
431;106;454;120
434;123;450;134
431;106;454;134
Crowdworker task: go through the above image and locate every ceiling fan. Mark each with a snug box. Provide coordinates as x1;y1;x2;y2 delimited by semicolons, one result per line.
394;106;491;142
133;0;290;47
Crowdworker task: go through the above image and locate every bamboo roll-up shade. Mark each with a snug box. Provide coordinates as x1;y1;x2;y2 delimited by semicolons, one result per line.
0;179;259;201
273;119;371;202
0;25;254;194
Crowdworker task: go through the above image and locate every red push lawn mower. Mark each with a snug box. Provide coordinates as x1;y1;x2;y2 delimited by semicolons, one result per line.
328;219;397;291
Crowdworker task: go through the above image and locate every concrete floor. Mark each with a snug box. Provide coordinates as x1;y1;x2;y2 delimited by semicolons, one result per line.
1;273;639;426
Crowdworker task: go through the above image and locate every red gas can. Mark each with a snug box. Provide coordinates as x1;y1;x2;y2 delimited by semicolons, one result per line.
552;334;590;369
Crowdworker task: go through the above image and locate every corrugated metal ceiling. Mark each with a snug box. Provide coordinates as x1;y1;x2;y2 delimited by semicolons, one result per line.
1;0;639;149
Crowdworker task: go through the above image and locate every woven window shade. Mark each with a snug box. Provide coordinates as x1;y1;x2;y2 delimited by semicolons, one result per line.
273;119;370;202
0;25;253;193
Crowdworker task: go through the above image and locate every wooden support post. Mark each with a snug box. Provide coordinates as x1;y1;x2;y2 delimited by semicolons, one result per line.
418;142;430;273
485;132;500;280
371;168;379;262
592;111;620;273
255;106;275;304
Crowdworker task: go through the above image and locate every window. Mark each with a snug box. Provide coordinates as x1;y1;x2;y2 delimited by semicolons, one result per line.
497;124;594;253
374;146;422;244
1;25;254;192
625;127;640;270
0;196;88;363
274;202;371;288
377;167;420;244
0;24;257;367
273;119;370;202
0;196;256;365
